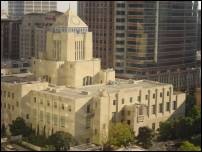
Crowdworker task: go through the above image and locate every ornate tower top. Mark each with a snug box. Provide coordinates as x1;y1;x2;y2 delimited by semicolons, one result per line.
53;9;88;28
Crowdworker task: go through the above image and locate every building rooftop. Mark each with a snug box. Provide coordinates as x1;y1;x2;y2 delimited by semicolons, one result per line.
38;79;172;100
1;73;37;84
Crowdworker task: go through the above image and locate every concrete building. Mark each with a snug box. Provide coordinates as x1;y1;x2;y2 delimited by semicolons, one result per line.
78;1;200;91
1;9;186;145
8;1;57;19
20;11;63;59
1;17;21;62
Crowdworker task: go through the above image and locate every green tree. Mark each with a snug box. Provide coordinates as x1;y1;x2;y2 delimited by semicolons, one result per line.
185;93;196;116
9;117;32;137
137;126;154;148
48;131;76;151
42;145;56;151
178;141;201;151
108;123;134;147
1;123;6;137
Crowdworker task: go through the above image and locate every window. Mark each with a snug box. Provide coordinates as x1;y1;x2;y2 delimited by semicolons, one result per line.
139;106;143;115
173;101;177;110
122;98;125;104
34;97;36;103
166;102;170;111
153;94;156;99
86;118;90;128
60;116;65;128
12;93;14;99
40;111;43;122
8;92;10;98
87;104;90;113
47;100;50;106
130;97;133;103
152;105;156;114
127;120;130;125
113;100;116;105
160;92;163;97
26;114;29;119
53;114;57;126
16;101;19;107
145;95;148;100
40;99;43;105
61;104;65;110
137;96;141;102
46;112;50;124
68;105;71;112
167;91;170;96
128;111;131;116
54;102;57;108
152;123;155;130
159;103;163;113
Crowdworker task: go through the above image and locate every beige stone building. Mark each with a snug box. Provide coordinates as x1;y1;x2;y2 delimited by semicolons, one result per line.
1;9;186;145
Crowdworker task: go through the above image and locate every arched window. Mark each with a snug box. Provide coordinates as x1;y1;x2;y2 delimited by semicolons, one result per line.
83;76;93;86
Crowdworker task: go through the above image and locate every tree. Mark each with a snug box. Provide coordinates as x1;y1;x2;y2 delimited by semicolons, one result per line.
137;126;154;148
1;123;6;137
48;131;76;151
9;117;32;137
42;145;56;151
108;123;134;147
178;141;201;151
185;93;196;116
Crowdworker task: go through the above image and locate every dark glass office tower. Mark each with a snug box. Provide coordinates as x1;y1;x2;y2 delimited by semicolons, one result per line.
78;1;200;91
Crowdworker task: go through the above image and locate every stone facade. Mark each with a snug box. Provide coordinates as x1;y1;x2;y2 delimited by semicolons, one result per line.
1;9;186;145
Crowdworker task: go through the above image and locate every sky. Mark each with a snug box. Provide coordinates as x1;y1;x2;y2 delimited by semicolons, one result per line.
1;1;201;14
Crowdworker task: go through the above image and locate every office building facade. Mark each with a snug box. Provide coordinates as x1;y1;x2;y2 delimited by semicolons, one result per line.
8;1;57;19
78;1;200;91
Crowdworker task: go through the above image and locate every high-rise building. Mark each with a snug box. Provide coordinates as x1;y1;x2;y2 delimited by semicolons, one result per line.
197;10;201;51
78;1;200;91
1;17;21;62
8;1;57;19
78;1;115;69
20;11;63;59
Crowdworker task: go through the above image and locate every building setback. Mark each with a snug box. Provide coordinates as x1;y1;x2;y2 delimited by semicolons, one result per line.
8;1;57;19
1;9;186;145
78;1;200;91
1;18;21;62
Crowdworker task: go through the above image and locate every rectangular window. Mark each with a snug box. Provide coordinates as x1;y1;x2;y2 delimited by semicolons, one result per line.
87;104;90;113
127;120;130;125
137;96;141;102
145;95;148;100
152;123;155;130
173;101;177;110
160;92;163;97
46;112;50;124
128;111;131;116
12;93;14;99
166;102;170;111
153;94;156;99
139;106;143;115
60;116;65;128
40;111;43;122
86;118;90;129
152;105;156;114
33;97;36;103
130;97;133;103
53;114;57;126
122;98;125;104
159;103;163;113
113;100;116;105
